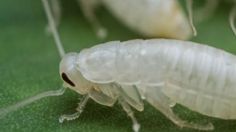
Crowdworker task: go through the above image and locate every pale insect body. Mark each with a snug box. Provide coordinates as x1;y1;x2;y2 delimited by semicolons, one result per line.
67;39;236;120
57;39;236;131
1;0;234;132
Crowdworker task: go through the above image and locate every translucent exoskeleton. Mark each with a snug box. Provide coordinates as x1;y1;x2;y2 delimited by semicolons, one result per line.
47;0;193;40
1;0;236;132
61;37;236;131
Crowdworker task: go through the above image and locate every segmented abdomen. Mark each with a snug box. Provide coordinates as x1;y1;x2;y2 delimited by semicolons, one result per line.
78;39;236;119
162;41;236;119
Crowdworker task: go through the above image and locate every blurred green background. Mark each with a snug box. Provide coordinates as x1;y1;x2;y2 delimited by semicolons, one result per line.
0;0;236;132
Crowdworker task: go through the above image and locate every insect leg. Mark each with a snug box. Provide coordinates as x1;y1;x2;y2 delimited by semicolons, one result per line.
78;0;107;39
185;0;197;36
230;3;236;36
145;85;214;131
115;84;144;111
59;95;89;123
119;98;140;132
88;87;117;106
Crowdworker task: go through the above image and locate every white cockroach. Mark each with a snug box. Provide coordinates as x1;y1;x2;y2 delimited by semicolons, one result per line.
1;0;236;132
48;0;193;40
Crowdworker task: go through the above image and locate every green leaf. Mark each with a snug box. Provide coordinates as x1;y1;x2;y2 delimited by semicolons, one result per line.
0;0;236;132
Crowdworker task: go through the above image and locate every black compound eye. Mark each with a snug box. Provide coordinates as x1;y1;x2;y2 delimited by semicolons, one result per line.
61;73;75;87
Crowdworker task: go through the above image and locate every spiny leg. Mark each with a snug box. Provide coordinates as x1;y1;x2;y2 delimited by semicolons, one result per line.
78;0;107;39
119;98;140;132
59;95;89;123
145;86;214;131
230;4;236;36
186;0;197;36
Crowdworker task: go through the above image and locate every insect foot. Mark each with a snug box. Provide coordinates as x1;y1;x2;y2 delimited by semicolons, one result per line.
119;98;140;132
132;123;140;132
59;95;89;123
59;112;81;123
177;121;214;131
96;27;107;40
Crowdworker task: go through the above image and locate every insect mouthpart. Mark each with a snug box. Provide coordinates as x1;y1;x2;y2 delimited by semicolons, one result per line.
61;73;75;87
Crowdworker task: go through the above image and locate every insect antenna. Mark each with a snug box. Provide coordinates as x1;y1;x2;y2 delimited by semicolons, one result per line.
42;0;65;58
230;4;236;36
186;0;197;36
0;0;67;119
0;87;66;119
